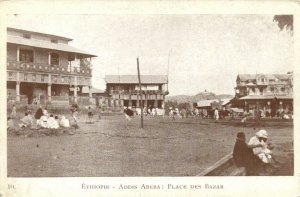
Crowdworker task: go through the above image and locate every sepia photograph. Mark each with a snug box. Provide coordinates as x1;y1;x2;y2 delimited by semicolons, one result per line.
5;13;294;178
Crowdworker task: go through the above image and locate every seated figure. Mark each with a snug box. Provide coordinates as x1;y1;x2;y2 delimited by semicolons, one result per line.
233;132;256;175
47;114;59;129
59;116;70;128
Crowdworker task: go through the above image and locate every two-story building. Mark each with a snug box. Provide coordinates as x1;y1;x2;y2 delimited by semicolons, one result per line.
105;75;168;109
233;73;293;116
6;27;96;105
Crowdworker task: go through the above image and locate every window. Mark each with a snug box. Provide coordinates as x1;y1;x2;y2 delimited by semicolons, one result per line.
32;74;36;81
19;49;33;63
41;75;44;82
9;72;13;77
259;88;264;95
51;39;58;44
281;87;285;92
50;53;59;65
24;73;27;81
270;87;274;92
23;34;31;39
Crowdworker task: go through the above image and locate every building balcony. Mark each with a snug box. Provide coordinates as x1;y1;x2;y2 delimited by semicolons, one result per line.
7;60;92;76
256;81;268;86
109;90;166;95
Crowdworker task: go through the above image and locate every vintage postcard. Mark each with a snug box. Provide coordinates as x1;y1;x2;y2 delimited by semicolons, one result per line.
0;1;299;197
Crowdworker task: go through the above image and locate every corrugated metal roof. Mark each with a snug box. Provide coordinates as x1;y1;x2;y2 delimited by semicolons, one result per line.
239;95;293;100
220;98;232;105
105;75;168;84
237;74;292;82
7;36;97;57
8;27;73;41
237;74;257;81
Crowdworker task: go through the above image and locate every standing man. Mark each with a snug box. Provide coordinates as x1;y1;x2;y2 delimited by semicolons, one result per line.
124;106;133;121
214;108;219;121
97;105;102;120
10;104;17;119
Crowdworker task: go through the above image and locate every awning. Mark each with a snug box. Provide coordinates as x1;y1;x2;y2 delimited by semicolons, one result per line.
239;95;293;100
7;36;97;58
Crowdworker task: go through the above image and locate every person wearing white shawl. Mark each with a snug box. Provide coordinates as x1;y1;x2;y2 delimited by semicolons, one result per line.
37;115;48;128
47;114;59;129
59;116;70;128
248;130;272;163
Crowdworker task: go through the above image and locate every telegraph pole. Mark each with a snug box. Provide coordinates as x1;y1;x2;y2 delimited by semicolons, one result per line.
137;57;143;128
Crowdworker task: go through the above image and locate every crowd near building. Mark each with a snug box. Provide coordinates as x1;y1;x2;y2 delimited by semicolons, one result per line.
232;73;293;117
7;27;96;105
105;75;168;109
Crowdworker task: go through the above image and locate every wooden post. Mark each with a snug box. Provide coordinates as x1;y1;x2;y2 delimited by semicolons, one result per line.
137;57;143;129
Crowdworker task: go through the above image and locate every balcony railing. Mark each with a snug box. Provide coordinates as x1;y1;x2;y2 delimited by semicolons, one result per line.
109;90;165;95
7;60;92;76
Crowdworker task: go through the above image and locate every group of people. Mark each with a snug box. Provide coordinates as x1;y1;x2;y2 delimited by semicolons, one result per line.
8;105;71;130
33;107;70;129
233;129;277;175
167;107;231;121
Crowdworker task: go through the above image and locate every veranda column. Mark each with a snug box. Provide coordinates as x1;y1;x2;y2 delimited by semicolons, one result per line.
162;94;165;109
129;93;132;107
74;76;78;103
16;81;20;103
47;83;52;103
89;85;93;103
154;94;158;108
144;93;147;108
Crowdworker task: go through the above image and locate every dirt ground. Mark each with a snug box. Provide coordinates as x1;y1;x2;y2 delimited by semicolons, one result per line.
7;114;293;177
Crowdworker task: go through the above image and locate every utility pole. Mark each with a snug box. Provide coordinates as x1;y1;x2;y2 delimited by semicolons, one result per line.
118;65;121;110
137;57;143;128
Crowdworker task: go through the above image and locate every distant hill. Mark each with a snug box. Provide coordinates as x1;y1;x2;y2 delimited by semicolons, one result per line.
166;92;233;104
216;94;234;99
165;95;193;103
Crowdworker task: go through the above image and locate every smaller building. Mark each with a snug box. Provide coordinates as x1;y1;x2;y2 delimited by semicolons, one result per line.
81;86;108;106
105;75;168;109
196;98;231;110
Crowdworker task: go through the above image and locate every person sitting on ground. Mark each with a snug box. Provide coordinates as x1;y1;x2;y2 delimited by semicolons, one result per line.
233;132;256;175
59;115;70;128
35;106;44;120
37;114;48;128
43;107;49;117
47;114;59;129
55;115;60;125
7;117;15;131
248;130;273;164
19;112;34;128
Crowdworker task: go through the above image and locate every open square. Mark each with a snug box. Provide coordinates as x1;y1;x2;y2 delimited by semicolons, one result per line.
7;115;293;177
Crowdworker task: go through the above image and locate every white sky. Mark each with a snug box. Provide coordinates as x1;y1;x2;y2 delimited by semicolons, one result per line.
7;14;293;96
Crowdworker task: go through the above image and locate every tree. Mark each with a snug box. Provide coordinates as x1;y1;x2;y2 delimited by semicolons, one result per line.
273;15;293;32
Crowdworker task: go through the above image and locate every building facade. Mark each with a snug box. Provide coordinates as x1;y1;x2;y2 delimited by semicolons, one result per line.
233;73;293;116
105;75;168;109
7;27;96;105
